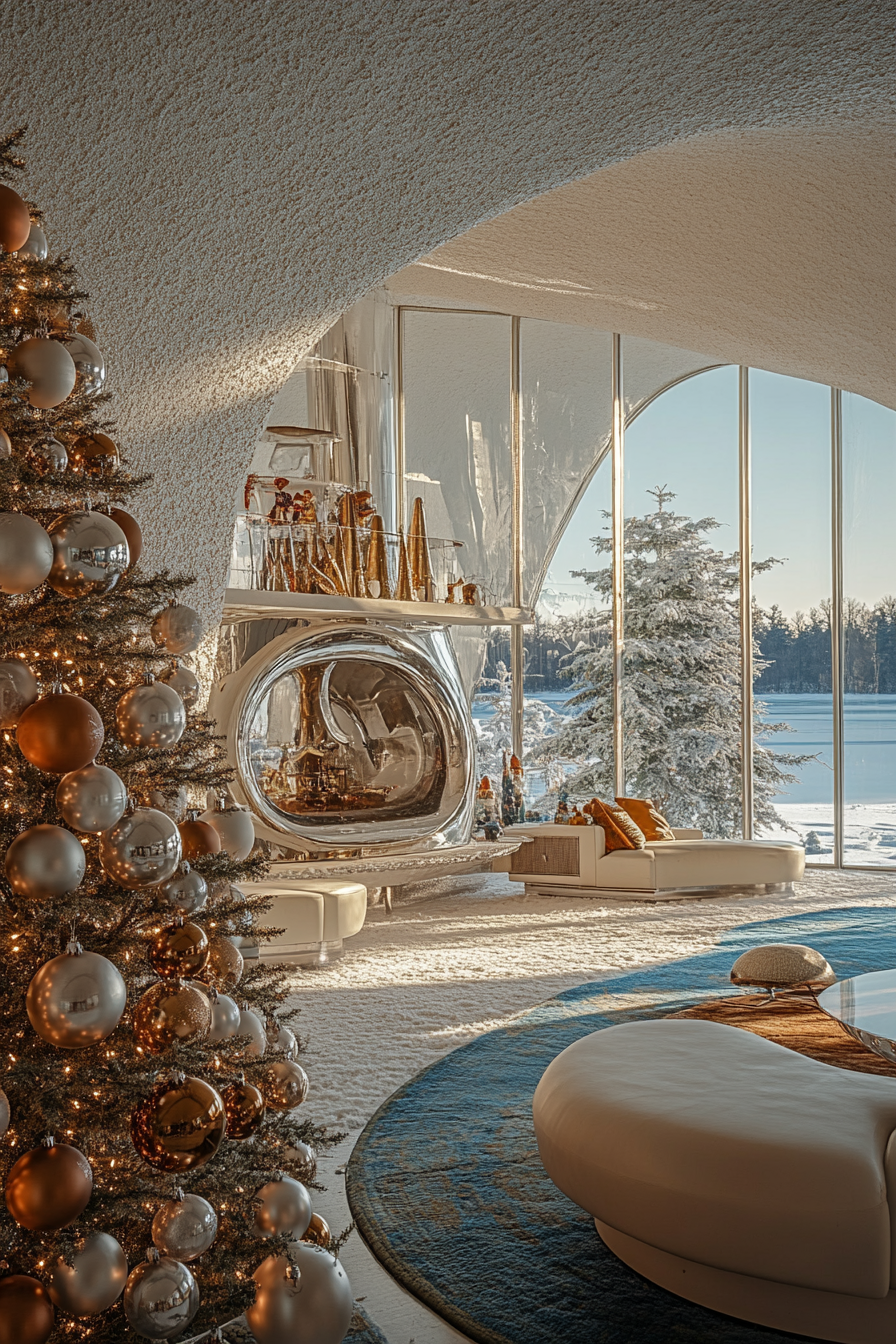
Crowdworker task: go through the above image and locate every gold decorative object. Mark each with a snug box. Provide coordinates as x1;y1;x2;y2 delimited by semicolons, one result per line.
364;514;391;599
148;920;210;980
200;935;244;989
5;1138;93;1231
221;1076;266;1138
132;979;211;1054
302;1213;332;1247
395;528;413;601
408;497;435;601
262;1060;309;1111
130;1073;226;1172
462;582;478;605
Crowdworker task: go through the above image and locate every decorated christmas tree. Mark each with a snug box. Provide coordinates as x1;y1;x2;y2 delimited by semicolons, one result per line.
0;130;351;1344
537;487;812;837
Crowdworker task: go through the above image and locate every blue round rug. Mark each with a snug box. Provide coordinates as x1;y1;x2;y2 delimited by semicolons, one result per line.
346;904;896;1344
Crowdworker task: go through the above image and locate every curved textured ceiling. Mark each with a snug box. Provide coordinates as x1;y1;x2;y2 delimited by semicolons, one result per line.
389;125;896;409
0;0;892;629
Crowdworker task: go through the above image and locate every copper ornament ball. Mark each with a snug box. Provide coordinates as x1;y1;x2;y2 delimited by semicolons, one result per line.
0;1275;54;1344
221;1077;266;1139
302;1213;332;1248
0;184;32;251
5;1139;93;1231
70;432;120;477
109;506;142;565
17;692;104;773
132;978;211;1054
199;935;244;989
148;921;209;979
131;1074;226;1172
263;1060;309;1112
178;816;221;860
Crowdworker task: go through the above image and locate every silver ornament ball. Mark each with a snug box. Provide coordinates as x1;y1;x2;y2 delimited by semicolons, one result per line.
151;603;204;656
115;677;186;749
5;823;86;899
292;1141;317;1183
18;223;48;260
253;1174;312;1240
123;1250;199;1340
247;1243;353;1344
203;986;241;1043
26;940;126;1048
266;1019;298;1058
238;1006;267;1058
47;1231;128;1317
152;1191;217;1262
0;511;53;594
158;661;200;709
30;434;68;474
99;807;182;889
48;509;129;598
158;863;208;915
56;762;128;834
148;784;189;822
65;331;105;396
0;659;38;727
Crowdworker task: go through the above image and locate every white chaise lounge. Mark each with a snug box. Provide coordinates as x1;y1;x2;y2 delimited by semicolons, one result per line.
533;1019;896;1344
499;823;804;900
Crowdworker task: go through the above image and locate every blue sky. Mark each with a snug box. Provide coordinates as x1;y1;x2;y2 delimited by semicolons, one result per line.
542;367;895;617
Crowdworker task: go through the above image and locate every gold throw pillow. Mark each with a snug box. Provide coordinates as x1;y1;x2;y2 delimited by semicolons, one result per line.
585;799;646;851
615;796;676;842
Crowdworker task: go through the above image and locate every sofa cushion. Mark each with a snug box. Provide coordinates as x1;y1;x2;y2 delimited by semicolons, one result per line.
584;800;645;851
533;1019;896;1299
648;838;804;888
615;796;676;841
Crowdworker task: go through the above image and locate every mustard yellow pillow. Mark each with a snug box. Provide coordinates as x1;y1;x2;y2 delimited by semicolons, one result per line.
585;799;646;851
615;796;676;842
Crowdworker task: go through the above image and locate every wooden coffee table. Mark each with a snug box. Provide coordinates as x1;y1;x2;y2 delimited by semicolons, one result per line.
816;968;896;1065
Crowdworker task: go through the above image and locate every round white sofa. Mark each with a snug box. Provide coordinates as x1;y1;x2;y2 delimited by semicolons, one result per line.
533;1019;896;1343
242;879;367;966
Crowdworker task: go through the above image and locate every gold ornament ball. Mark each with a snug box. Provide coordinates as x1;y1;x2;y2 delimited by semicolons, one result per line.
0;184;32;251
0;659;39;730
48;509;129;598
200;935;244;989
152;1191;218;1262
302;1213;332;1248
46;1232;128;1317
116;677;186;750
4;823;86;899
132;979;211;1054
178;817;221;860
131;1074;225;1172
17;692;104;773
29;434;68;475
99;806;182;888
26;941;126;1048
151;602;204;656
56;761;128;834
0;1275;54;1344
148;921;209;979
108;506;142;565
7;337;76;409
247;1244;353;1344
5;1138;93;1231
70;432;119;477
263;1060;309;1112
221;1077;266;1139
0;512;54;595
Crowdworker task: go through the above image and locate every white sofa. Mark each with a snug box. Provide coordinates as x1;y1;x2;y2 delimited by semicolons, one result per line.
241;879;367;966
497;823;804;900
533;1019;896;1343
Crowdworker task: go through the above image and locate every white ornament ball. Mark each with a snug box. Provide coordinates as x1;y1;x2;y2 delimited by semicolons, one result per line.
8;336;76;408
5;823;86;899
201;798;255;860
47;1231;128;1316
26;941;126;1048
204;986;241;1043
18;223;48;260
152;1191;217;1262
253;1174;313;1240
65;331;105;396
0;659;38;727
247;1243;353;1344
48;509;129;598
115;678;186;749
99;807;182;888
56;762;128;834
238;1006;267;1058
0;512;53;593
123;1250;199;1340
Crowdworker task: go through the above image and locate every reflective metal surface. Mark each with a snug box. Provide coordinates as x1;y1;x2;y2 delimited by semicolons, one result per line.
738;366;754;839
818;970;896;1063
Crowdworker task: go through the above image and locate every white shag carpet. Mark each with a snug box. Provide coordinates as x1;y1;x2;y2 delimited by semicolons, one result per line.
285;867;896;1134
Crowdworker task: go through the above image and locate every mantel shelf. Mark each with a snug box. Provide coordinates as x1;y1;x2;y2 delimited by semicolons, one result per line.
221;588;534;627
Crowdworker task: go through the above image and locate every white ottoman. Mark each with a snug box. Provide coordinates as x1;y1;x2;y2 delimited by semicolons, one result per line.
245;879;367;966
533;1018;896;1343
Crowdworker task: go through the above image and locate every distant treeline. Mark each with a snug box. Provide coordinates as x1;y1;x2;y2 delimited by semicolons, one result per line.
484;598;896;696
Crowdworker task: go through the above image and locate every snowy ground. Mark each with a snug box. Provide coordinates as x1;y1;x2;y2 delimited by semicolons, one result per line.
285;866;896;1344
765;803;896;864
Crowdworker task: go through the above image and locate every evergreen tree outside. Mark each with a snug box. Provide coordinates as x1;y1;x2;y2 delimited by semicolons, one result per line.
0;131;346;1342
474;660;573;803
536;487;813;837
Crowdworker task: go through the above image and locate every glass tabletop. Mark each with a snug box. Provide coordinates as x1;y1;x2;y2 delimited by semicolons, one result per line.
817;969;896;1042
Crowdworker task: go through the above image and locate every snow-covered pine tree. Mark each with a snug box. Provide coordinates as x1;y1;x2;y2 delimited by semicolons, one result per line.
474;660;572;804
537;486;812;837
